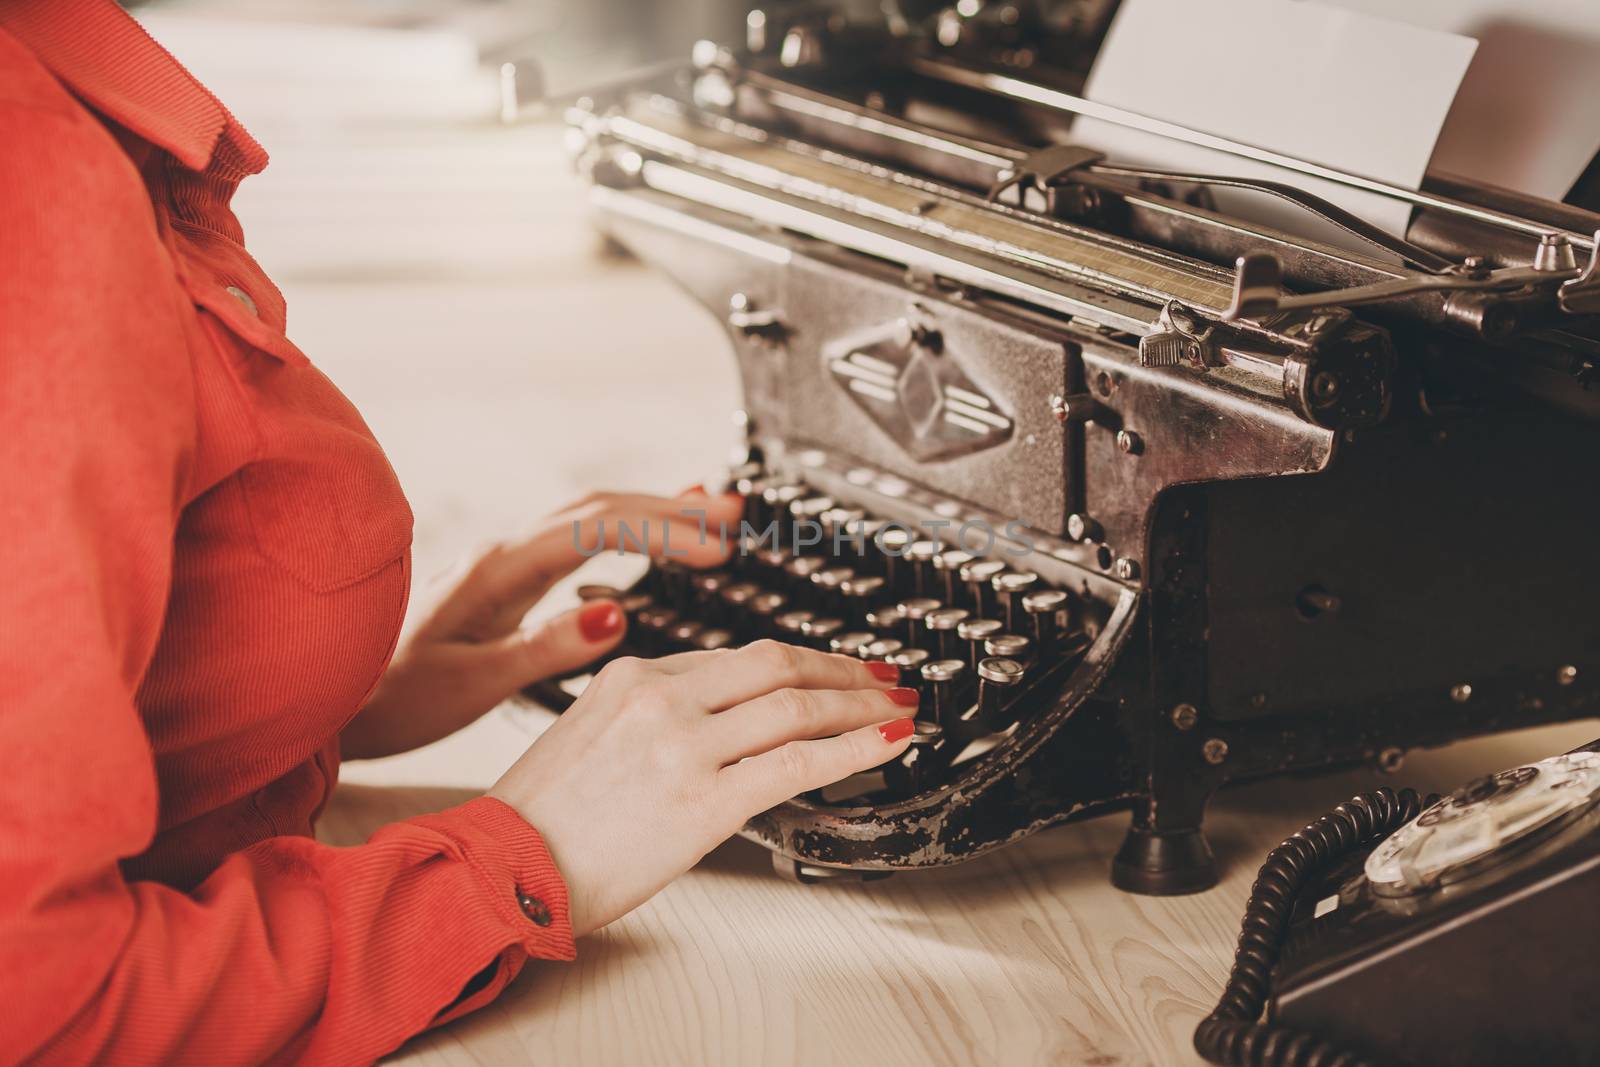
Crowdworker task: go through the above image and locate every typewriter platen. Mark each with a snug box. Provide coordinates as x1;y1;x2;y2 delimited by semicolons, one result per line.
536;3;1600;893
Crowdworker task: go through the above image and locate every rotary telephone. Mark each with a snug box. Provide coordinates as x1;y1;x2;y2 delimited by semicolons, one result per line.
1196;741;1600;1067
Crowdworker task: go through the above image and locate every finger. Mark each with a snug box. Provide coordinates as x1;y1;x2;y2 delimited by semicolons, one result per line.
486;599;629;691
707;686;920;765
664;639;899;712
720;718;916;811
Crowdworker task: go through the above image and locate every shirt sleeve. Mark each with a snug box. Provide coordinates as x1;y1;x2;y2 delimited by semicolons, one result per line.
0;90;574;1066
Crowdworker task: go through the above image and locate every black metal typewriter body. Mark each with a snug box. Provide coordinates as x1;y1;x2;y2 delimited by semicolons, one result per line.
539;4;1600;892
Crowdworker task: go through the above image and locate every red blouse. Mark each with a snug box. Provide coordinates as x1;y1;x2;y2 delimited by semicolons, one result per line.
0;3;574;1063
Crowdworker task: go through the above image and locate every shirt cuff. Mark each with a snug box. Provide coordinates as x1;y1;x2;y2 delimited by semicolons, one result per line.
414;796;577;964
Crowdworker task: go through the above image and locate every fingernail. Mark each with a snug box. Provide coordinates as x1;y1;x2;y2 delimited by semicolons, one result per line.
865;661;898;683
677;484;707;498
878;717;915;743
577;600;625;642
885;687;919;708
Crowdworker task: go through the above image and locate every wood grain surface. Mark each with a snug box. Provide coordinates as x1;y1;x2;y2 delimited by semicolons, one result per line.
322;721;1597;1067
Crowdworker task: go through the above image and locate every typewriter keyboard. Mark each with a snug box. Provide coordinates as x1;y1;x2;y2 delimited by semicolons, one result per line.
534;465;1096;802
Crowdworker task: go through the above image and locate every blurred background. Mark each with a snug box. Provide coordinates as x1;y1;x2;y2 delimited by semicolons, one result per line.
132;0;758;782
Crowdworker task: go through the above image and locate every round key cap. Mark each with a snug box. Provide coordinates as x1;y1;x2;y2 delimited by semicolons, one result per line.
696;627;736;651
956;617;1004;671
885;647;931;685
984;633;1034;664
992;570;1040;633
840;574;887;624
1022;588;1070;650
577;583;623;601
865;603;906;633
920;658;969;732
931;549;974;606
801;616;846;650
862;637;905;661
667;620;705;647
875;525;913;590
774;610;815;642
897;597;942;648
976;655;1026;732
906;540;940;596
829;631;876;657
959;559;1007;617
924;606;971;662
748;591;788;637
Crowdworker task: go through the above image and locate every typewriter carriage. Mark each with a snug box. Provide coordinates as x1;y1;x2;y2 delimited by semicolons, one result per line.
545;12;1600;892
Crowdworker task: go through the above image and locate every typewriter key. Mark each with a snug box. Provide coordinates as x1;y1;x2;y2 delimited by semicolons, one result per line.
690;571;729;606
992;571;1040;633
875;525;913;591
829;631;876;657
956;618;1004;671
883;719;945;795
897;597;942;649
820;507;866;554
636;607;679;655
654;560;691;605
753;546;791;581
906;540;940;596
782;555;826;598
976;656;1026;732
958;559;1007;618
667;620;705;649
801;616;846;650
810;566;856;615
840;574;887;623
720;581;759;609
774;610;815;642
920;658;969;733
748;591;788;637
885;647;931;685
695;627;735;651
862;637;905;661
620;593;654;616
789;496;835;553
762;481;805;514
577;583;623;602
984;633;1034;665
864;604;906;633
924;607;971;662
931;549;974;606
1022;589;1070;649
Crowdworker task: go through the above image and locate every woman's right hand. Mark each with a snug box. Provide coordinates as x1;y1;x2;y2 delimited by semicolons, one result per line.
488;640;918;937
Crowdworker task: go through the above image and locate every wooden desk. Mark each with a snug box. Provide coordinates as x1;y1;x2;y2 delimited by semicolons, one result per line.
324;719;1596;1067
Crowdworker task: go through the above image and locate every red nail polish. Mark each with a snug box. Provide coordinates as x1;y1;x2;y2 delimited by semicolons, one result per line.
878;717;915;743
865;661;898;683
677;484;707;498
578;600;624;642
885;687;919;708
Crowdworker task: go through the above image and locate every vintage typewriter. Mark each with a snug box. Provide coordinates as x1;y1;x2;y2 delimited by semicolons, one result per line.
532;1;1600;894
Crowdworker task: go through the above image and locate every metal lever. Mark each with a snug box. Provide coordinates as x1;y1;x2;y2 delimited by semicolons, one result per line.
1222;231;1600;325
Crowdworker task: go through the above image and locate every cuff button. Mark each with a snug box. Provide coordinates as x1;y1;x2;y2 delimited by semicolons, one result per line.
517;892;553;927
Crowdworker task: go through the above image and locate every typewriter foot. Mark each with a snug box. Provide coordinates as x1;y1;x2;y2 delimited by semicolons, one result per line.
1110;823;1217;896
771;853;895;886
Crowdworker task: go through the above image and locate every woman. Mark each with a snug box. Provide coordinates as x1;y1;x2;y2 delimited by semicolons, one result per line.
0;2;918;1062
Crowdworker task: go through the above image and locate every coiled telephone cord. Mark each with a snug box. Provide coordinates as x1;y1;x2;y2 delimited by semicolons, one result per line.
1193;786;1437;1067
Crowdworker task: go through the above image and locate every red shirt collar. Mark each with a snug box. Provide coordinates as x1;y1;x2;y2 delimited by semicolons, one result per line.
0;0;266;175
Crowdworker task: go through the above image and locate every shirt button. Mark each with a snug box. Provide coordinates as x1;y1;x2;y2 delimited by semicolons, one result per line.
224;285;257;316
517;892;553;927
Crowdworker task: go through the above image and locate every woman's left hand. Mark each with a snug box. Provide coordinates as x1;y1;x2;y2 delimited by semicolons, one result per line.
341;487;744;760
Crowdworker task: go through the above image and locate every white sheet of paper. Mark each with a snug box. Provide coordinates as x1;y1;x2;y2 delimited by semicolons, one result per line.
1073;0;1478;244
1323;0;1600;202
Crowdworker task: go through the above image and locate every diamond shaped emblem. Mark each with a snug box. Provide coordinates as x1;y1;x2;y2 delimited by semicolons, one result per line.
824;314;1012;461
